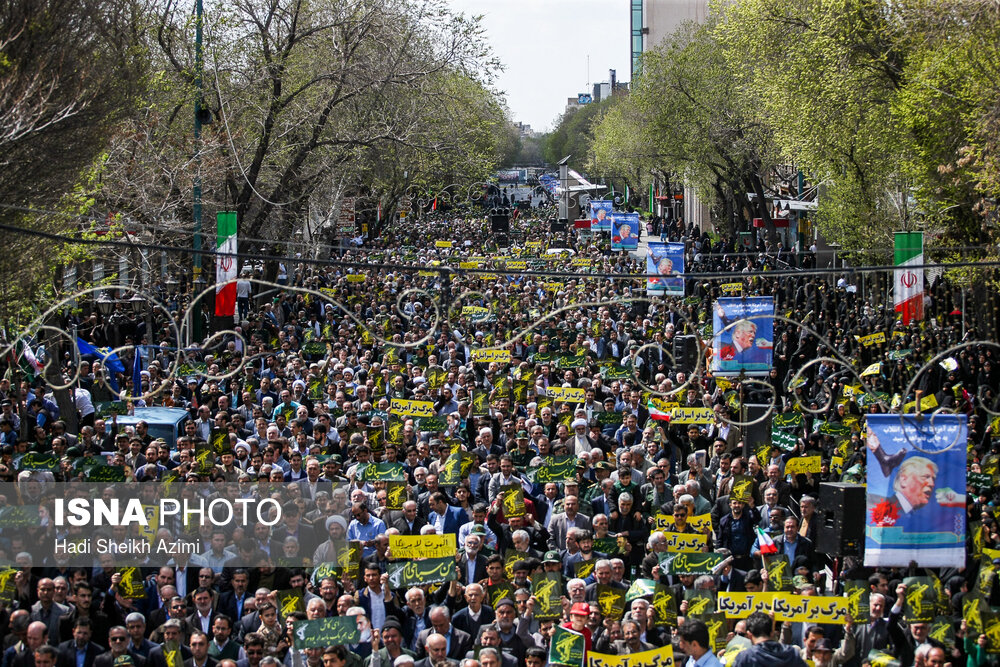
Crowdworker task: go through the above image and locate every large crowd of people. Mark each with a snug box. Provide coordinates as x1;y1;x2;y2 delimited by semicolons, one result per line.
0;203;996;667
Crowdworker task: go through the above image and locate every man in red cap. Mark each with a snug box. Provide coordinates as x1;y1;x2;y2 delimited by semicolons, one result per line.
560;602;592;656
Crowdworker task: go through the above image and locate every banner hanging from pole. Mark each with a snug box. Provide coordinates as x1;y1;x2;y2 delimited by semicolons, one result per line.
894;231;923;325
865;413;966;567
215;211;238;316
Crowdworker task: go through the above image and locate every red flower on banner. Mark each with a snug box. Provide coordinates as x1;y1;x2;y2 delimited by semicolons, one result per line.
871;500;900;526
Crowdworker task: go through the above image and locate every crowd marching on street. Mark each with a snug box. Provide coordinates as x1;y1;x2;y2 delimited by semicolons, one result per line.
0;205;997;667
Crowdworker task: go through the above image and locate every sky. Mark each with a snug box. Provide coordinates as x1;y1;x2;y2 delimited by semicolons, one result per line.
447;0;631;133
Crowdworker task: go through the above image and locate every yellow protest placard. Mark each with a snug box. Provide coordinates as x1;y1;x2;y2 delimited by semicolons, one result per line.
655;513;713;533
784;456;822;476
860;362;882;377
662;531;707;553
526;241;542;249
859;332;886;347
388;534;456;559
544;282;565;291
471;349;511;363
717;592;775;618
588;645;675;667
772;594;850;624
903;394;938;413
346;274;366;283
715;377;732;391
506;261;527;270
667;407;714;425
720;283;743;296
390;398;436;418
478;274;499;281
435;241;453;248
571;258;592;267
548;386;586;403
459;262;481;269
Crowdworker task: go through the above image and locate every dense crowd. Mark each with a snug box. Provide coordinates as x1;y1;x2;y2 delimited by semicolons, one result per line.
0;205;997;667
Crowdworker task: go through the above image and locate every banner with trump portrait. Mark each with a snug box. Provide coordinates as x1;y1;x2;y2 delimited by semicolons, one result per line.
710;297;773;376
865;414;966;567
646;242;684;296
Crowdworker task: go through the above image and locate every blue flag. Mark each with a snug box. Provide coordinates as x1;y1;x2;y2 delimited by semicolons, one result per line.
76;338;125;393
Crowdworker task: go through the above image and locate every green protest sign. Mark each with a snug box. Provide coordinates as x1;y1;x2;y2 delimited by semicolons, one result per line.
651;583;677;627
117;568;147;599
772;413;803;429
366;426;385;452
596;411;623;426
292;618;360;649
594;536;623;556
84;465;128;482
844;580;870;622
549;626;585;667
277;589;305;617
659;552;724;575
764;554;792;592
486;582;515;608
625;578;657;603
771;429;798;452
301;341;326;356
526;456;577;483
358;463;406;482
0;505;40;527
13;452;60;471
95;401;128;417
0;568;16;605
684;589;715;618
901;576;937;622
596;584;627;620
532;572;563;620
417;417;447;432
386;556;456;589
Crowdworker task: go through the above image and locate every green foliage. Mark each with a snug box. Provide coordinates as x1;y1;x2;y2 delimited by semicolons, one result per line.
543;98;619;166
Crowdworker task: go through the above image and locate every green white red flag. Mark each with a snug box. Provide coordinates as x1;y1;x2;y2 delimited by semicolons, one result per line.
215;211;238;317
893;231;923;325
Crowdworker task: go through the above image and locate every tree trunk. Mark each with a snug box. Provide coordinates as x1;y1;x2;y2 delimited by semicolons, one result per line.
43;319;77;434
747;173;777;245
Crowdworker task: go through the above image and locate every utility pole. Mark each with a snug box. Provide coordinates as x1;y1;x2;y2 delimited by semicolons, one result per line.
193;0;206;341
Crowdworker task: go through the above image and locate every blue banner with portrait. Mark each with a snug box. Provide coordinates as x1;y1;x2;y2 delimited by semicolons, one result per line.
864;414;966;567
611;213;639;251
589;200;613;232
710;297;773;376
646;242;684;296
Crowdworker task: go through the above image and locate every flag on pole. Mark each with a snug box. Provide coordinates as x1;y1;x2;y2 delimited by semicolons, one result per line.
377;201;382;222
13;338;42;381
649;184;654;214
647;400;670;422
215;211;238;317
76;338;125;393
131;345;143;400
431;197;437;212
893;231;923;325
754;526;778;554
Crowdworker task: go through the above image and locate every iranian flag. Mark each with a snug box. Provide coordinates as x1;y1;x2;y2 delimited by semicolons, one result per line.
648;399;671;422
215;211;238;317
894;231;923;325
755;526;778;555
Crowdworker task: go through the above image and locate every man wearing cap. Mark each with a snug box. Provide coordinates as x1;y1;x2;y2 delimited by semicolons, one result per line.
366;620;415;667
508;432;535;470
561;603;593;655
